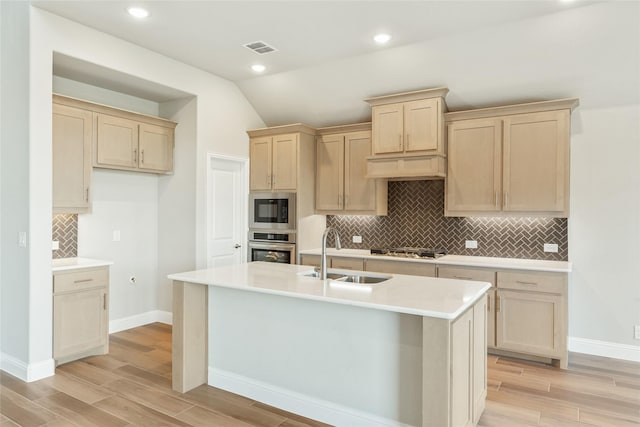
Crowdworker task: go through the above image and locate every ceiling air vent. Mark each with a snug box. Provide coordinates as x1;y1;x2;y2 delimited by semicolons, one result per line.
243;41;278;55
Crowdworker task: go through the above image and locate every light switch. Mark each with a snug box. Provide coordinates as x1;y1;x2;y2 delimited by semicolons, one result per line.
52;240;59;250
544;243;558;253
113;230;121;242
465;240;478;249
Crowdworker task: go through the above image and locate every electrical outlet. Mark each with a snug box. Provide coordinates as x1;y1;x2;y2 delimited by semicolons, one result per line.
352;235;362;244
52;240;59;250
544;243;559;253
18;232;27;247
465;240;478;249
635;325;640;340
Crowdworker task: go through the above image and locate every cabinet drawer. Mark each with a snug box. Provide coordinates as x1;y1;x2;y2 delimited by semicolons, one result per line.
497;271;566;294
365;259;436;277
437;266;496;286
54;267;108;293
300;254;321;267
330;257;364;271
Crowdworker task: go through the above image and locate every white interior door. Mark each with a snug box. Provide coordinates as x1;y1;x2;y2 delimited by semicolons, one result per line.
207;155;247;268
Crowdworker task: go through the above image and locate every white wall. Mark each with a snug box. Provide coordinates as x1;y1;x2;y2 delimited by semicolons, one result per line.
3;6;265;380
569;104;640;351
0;1;32;374
77;170;159;322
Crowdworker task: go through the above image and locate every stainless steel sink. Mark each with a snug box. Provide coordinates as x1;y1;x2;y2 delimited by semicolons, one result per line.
302;271;346;280
336;274;390;284
302;270;391;284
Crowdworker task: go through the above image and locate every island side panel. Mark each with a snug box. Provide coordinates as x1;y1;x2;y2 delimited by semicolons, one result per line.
422;297;487;427
172;280;208;393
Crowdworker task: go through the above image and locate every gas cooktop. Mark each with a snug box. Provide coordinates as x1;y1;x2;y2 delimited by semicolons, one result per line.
370;247;446;259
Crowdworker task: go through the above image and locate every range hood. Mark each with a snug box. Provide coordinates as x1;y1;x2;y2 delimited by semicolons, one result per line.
366;153;446;180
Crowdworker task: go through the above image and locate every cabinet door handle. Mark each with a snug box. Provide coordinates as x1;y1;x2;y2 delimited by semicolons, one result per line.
516;280;538;286
103;293;107;310
133;149;137;163
487;294;491;312
266;174;270;186
141;149;145;164
495;192;498;207
406;134;410;149
496;296;502;312
272;174;276;186
86;188;89;202
398;134;402;150
504;192;509;207
74;278;93;284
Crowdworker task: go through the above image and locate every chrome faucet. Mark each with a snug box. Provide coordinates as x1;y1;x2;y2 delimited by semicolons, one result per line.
320;227;341;280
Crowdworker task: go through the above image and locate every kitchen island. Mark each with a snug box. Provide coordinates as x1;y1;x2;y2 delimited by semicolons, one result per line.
168;261;491;427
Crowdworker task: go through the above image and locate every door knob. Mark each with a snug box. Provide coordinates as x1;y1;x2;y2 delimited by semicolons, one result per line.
234;244;242;249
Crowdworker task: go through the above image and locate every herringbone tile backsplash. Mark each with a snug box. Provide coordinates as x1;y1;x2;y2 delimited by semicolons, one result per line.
327;180;568;261
52;214;78;259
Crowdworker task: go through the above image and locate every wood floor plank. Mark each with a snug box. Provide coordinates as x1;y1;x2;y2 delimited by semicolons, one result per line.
0;386;61;427
486;387;580;423
112;364;173;390
81;354;129;372
57;360;124;386
94;395;192;427
580;409;640;427
0;371;57;401
38;370;114;405
174;405;255;427
34;391;129;427
183;385;288;427
252;401;331;427
477;400;540;426
102;377;194;416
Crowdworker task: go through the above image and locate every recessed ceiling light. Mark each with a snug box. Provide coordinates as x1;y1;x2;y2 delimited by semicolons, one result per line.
127;7;150;19
374;33;391;44
251;64;266;73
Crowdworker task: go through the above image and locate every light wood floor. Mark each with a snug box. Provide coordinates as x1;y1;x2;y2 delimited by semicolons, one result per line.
1;323;638;426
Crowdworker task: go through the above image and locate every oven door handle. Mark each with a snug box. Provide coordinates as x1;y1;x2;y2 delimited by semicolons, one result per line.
248;241;296;251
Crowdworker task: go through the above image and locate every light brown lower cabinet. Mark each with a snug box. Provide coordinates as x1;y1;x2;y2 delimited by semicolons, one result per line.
53;267;109;365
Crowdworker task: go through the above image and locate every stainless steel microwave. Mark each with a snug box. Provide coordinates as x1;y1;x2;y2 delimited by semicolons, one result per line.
249;192;296;230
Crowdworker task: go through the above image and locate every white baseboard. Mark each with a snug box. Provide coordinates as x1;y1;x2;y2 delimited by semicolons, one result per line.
569;337;640;362
1;353;54;382
208;368;412;427
109;310;172;334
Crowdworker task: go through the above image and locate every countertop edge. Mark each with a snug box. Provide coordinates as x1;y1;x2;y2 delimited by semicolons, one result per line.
299;249;572;273
168;271;492;320
52;258;114;272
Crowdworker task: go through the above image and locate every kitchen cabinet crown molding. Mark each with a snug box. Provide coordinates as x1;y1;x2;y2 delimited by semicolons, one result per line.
247;123;316;138
444;98;579;122
316;122;371;135
53;94;177;129
364;87;450;107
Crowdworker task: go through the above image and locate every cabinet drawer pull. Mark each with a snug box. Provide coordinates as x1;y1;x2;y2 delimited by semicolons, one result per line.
73;278;93;284
454;275;473;280
516;280;538;286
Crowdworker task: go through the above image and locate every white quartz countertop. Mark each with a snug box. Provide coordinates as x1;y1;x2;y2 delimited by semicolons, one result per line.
52;257;113;272
168;262;491;319
299;248;572;273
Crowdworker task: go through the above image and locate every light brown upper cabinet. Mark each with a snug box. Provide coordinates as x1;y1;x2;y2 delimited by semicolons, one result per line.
54;94;177;176
247;124;317;193
53;102;92;214
95;113;175;174
315;124;387;215
365;88;449;180
445;99;579;217
249;133;298;191
372;98;441;154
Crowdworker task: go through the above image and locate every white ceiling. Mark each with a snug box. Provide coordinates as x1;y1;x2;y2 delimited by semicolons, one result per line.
33;1;640;127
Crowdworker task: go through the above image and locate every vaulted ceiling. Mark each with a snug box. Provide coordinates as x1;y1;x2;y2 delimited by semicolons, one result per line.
33;1;640;127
